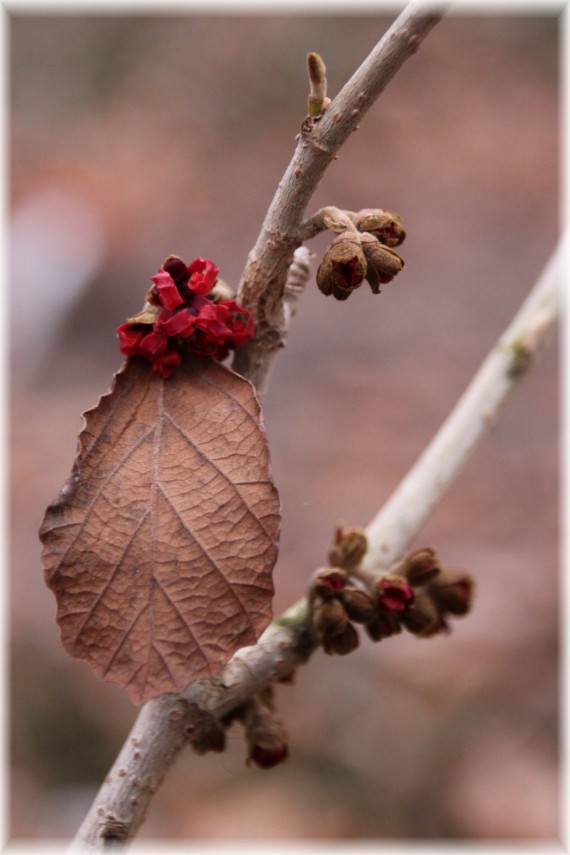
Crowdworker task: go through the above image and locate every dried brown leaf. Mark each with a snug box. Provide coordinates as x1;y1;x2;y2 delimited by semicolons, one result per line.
39;356;280;705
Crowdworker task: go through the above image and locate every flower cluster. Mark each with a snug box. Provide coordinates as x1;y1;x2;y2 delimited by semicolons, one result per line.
311;528;474;654
316;208;406;301
117;255;255;378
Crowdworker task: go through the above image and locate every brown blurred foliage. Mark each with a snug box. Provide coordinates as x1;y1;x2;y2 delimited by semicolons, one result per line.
10;9;559;844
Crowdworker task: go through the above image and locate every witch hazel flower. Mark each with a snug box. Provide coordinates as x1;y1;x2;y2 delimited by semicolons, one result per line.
377;575;415;613
117;255;255;378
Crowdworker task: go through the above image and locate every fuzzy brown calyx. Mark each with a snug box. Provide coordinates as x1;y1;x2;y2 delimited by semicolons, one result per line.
399;547;441;586
127;303;160;326
428;570;474;615
328;525;368;571
352;208;406;247
313;597;349;638
313;567;348;598
400;591;446;637
342;586;377;623
365;612;402;642
321;621;359;655
316;231;367;300
360;232;405;294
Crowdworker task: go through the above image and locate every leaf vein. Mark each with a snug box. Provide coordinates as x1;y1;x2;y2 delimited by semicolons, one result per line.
102;605;148;678
156;485;257;639
151;576;210;669
55;426;155;567
162;412;275;538
81;367;155;465
71;509;151;651
198;370;260;428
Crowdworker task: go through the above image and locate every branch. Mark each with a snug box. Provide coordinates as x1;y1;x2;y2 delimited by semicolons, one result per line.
231;1;445;395
72;242;561;849
362;242;562;572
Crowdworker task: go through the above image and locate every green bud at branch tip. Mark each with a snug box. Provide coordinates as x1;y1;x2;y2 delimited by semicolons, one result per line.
307;52;326;87
307;51;329;116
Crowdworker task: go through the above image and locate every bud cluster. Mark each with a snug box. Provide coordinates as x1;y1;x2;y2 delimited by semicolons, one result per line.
311;529;475;653
316;209;406;301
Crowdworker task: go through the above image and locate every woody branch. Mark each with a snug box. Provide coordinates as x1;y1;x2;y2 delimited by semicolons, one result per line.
72;241;561;848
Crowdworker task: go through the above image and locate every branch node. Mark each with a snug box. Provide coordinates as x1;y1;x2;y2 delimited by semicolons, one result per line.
101;816;130;842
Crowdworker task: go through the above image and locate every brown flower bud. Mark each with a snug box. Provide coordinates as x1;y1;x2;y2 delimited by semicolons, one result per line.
322;621;359;655
328;525;368;571
400;548;441;586
352;208;406;247
400;591;448;637
313;598;349;638
245;711;289;770
313;567;348;598
342;586;377;623
360;232;405;294
365;612;401;642
377;575;415;613
316;232;367;300
428;570;474;615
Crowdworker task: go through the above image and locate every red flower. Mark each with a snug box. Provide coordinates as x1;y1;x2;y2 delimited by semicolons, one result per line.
187;257;220;296
149;270;185;311
117;323;146;355
138;326;168;357
224;300;256;345
377;577;415;613
148;256;220;309
194;302;232;339
158;307;196;338
151;348;183;378
118;255;254;377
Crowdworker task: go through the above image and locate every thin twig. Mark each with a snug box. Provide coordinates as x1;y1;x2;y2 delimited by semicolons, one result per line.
71;242;561;849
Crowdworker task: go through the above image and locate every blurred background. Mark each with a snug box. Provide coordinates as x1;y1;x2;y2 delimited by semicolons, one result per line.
9;6;559;845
